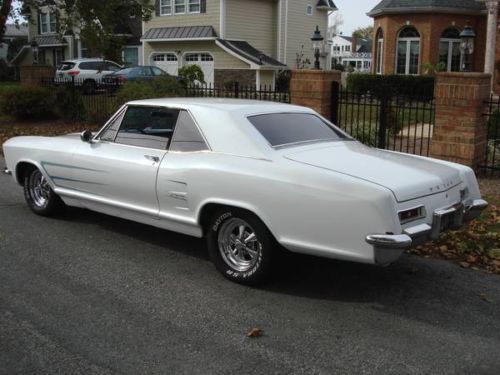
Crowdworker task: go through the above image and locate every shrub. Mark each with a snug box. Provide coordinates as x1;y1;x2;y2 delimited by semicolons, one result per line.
346;74;435;100
275;70;291;92
116;75;184;105
332;63;345;72
53;84;87;122
178;64;205;85
0;85;57;120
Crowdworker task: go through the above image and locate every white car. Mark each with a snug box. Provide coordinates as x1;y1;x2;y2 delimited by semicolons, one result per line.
56;58;122;93
2;99;488;284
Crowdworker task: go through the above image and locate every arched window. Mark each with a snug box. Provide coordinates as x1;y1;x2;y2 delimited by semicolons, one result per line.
396;26;420;75
375;28;384;74
439;27;461;72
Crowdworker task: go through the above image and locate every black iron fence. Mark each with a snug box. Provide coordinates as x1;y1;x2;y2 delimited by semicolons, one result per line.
39;77;290;124
481;94;500;177
331;81;435;156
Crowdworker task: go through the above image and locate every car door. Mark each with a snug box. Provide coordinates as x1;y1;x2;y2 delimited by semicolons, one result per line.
156;110;210;225
70;105;177;217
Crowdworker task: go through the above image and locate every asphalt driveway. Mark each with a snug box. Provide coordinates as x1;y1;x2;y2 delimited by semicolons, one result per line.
1;162;500;374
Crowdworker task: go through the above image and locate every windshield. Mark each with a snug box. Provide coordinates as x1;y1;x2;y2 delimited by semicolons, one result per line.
247;112;350;148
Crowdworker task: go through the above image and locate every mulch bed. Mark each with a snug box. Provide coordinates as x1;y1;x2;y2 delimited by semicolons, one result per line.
408;179;500;275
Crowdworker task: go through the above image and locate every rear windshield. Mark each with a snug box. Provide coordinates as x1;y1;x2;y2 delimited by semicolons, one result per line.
247;113;349;148
58;62;75;71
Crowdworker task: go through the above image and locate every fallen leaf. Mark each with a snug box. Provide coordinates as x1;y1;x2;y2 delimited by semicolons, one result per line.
247;328;263;338
459;262;470;268
479;293;495;304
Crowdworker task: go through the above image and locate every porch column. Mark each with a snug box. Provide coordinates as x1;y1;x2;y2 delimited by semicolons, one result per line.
484;0;498;87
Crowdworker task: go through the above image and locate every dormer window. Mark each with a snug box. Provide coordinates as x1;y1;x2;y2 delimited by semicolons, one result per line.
40;11;56;34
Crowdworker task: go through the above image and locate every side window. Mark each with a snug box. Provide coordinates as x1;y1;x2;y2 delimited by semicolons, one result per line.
100;107;127;141
105;61;120;71
152;67;166;76
170;110;209;152
114;106;179;149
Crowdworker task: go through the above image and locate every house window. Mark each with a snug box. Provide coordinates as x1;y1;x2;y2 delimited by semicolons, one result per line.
344;45;350;52
175;0;186;13
439;27;461;72
40;11;56;34
396;26;420;75
306;4;313;15
153;53;178;61
188;0;201;13
160;0;172;15
375;28;384;74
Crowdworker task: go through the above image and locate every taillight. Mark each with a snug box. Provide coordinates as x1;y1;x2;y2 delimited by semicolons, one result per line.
398;206;425;224
67;70;80;76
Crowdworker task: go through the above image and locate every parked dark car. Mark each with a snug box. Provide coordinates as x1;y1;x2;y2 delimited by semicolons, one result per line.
102;66;177;89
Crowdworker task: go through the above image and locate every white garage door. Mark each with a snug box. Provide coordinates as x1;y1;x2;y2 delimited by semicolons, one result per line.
152;53;179;76
184;53;214;85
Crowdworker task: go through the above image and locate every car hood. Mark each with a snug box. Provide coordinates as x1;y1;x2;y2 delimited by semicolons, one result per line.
283;142;462;202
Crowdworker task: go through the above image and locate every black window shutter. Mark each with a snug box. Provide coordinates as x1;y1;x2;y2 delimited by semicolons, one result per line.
200;0;206;13
155;0;160;16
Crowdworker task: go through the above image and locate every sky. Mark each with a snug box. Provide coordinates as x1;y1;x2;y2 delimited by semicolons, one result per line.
331;0;381;35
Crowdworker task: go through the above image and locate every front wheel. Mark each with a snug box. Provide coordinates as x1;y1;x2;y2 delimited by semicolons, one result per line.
23;168;64;216
207;208;277;285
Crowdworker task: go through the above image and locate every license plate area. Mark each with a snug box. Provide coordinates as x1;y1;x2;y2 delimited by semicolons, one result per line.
431;203;464;239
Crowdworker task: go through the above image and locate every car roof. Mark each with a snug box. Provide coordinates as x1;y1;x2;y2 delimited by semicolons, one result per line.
124;98;316;159
126;98;310;115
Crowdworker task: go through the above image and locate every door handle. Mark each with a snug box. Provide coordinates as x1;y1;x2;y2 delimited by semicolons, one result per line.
144;155;160;163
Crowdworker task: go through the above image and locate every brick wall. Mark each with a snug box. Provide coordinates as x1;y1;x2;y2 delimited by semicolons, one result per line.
289;70;341;120
431;72;491;168
372;14;486;75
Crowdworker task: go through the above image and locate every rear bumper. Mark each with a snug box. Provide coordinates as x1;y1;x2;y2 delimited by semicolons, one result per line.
366;199;488;265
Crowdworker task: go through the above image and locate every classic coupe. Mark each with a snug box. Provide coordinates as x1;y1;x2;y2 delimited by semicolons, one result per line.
2;98;488;284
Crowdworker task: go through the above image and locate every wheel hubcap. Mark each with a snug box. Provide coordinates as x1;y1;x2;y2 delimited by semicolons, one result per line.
29;170;50;208
218;218;262;272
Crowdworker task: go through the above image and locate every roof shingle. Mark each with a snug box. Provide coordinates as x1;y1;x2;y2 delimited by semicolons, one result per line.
368;0;486;16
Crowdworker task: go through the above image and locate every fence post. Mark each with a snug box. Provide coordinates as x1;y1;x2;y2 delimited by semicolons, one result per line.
331;81;340;124
234;81;239;99
431;72;491;168
289;70;342;120
378;95;389;149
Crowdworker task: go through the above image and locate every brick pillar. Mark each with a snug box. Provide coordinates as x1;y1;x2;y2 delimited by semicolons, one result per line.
290;70;341;120
19;65;55;86
431;72;491;168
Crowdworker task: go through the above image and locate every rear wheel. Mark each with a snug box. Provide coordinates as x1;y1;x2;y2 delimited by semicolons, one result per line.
207;208;276;285
23;168;64;216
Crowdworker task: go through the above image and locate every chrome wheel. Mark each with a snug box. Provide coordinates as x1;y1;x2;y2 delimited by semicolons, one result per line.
28;169;50;208
217;218;262;272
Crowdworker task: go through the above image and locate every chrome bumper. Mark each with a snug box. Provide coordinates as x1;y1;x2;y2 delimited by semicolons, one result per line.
366;199;488;265
3;167;11;175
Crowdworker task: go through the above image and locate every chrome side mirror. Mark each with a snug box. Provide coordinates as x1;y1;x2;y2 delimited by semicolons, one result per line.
80;130;93;143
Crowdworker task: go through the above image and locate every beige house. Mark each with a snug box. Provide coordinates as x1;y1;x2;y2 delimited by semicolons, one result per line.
11;5;143;68
143;0;336;86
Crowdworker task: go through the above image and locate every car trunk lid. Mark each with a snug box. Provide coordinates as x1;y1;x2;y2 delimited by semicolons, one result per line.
283;142;461;202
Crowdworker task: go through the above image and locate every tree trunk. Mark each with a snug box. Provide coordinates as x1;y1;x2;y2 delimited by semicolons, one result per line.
0;0;14;43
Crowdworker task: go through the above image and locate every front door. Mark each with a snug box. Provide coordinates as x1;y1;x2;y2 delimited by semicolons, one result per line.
70;105;178;217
